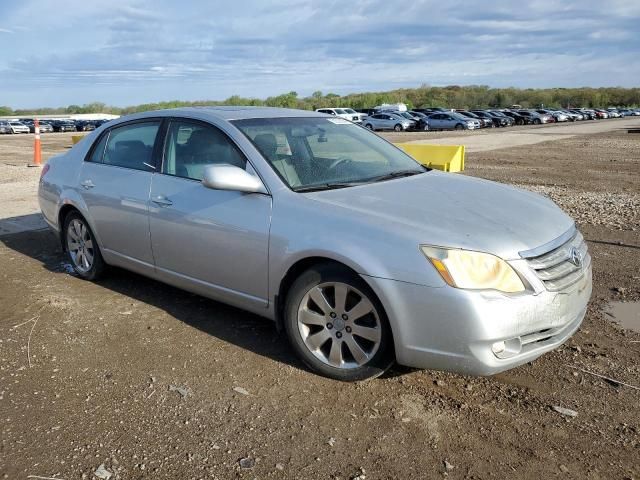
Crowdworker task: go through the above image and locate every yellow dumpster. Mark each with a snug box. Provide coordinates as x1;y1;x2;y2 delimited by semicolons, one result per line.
394;143;465;172
71;135;85;145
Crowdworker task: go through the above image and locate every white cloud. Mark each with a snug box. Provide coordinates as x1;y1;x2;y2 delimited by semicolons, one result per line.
0;0;638;107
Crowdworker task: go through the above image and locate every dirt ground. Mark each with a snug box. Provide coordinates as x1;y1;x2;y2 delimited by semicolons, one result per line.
0;121;639;480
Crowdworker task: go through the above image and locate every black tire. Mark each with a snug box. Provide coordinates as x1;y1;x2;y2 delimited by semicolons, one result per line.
365;123;374;130
533;118;541;125
284;264;394;381
393;124;402;132
454;123;464;130
63;211;105;280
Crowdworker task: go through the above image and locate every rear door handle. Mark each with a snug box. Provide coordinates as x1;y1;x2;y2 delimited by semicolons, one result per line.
80;179;95;189
151;195;173;207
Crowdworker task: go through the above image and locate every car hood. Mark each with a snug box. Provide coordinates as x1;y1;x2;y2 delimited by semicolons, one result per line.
304;171;574;260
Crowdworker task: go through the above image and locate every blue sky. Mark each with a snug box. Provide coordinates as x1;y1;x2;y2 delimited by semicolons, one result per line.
1;0;639;108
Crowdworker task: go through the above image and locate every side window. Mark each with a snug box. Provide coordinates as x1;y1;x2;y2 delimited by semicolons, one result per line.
103;121;160;171
162;120;247;181
87;133;108;163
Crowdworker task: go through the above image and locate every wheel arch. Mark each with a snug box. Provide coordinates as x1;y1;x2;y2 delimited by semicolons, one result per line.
274;256;389;335
55;195;102;252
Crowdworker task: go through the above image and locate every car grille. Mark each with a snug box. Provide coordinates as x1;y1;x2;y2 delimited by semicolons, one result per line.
524;230;590;292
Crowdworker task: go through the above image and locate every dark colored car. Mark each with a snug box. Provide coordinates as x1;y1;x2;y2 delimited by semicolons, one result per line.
75;120;97;132
413;107;448;115
470;110;503;128
50;120;77;132
354;108;376;117
487;111;515;127
408;111;431;130
93;119;113;127
502;111;529;125
394;111;428;131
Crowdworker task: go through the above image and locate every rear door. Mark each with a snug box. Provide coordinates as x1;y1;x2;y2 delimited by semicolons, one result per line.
429;114;444;129
148;118;271;309
77;120;162;273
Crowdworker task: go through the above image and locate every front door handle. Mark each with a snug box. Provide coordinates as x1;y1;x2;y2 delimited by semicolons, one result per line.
80;179;95;189
151;195;173;207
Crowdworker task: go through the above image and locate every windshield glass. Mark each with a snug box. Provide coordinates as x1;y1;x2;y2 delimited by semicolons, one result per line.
232;117;425;191
334;109;348;114
344;108;357;114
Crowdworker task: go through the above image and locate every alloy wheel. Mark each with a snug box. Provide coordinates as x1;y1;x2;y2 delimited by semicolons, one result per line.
67;218;95;273
297;282;382;369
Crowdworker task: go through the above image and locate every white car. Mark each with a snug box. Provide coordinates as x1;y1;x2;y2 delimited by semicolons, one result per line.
9;121;30;134
315;108;362;123
342;108;366;123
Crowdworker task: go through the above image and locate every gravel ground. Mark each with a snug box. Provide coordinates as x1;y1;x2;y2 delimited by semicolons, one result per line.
0;124;639;479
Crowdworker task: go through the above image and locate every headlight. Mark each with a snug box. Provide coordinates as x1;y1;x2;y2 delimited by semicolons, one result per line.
420;246;525;293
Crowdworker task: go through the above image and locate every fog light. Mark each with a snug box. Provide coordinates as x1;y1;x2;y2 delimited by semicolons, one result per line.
491;341;506;355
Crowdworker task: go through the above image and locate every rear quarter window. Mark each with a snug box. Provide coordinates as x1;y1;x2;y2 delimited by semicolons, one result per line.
87;133;109;163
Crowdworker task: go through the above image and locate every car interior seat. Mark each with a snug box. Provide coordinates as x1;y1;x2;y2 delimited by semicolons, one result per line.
253;133;301;187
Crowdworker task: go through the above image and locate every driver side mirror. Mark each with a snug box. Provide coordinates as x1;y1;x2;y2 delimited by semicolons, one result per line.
202;164;267;194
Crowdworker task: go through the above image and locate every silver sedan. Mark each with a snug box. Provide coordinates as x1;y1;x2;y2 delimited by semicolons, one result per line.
363;112;414;131
427;112;479;130
38;107;591;381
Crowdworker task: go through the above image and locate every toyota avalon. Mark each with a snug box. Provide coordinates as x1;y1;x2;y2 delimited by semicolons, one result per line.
38;107;592;381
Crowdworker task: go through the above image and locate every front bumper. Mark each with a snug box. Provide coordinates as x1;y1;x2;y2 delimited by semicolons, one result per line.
363;265;591;376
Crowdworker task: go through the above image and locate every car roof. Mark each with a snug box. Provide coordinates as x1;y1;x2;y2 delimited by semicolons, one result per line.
117;106;327;123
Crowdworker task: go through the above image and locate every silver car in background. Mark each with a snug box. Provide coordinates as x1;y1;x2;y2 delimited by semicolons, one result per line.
38;107;591;381
363;112;414;131
427;112;480;130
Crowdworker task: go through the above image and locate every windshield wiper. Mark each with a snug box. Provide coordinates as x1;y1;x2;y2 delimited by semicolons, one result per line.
293;181;364;192
365;169;425;183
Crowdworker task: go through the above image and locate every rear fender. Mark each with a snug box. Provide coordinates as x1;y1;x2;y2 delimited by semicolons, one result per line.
56;189;104;251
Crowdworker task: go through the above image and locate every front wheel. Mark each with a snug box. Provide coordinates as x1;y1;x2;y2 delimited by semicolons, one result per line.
284;265;394;381
455;123;464;130
533;118;541;125
63;212;105;280
365;123;374;130
393;124;402;132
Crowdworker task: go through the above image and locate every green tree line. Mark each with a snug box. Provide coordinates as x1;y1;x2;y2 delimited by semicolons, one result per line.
2;85;639;116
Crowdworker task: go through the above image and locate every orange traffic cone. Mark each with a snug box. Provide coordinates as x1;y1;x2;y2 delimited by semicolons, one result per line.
29;119;42;167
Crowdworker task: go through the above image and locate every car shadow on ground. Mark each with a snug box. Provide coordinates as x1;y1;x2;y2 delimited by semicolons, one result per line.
0;220;415;380
0;225;311;373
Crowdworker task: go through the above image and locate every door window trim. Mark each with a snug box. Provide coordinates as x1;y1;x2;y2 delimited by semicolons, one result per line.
157;117;270;194
83;117;166;172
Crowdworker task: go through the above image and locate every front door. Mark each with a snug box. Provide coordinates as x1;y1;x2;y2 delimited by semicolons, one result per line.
148;119;271;310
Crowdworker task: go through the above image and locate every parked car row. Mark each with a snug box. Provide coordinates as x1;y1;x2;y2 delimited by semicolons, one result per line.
314;105;640;132
0;118;114;134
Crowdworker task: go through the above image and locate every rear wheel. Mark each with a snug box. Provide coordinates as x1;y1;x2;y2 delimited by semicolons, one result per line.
284;265;394;381
393;124;403;132
63;212;105;280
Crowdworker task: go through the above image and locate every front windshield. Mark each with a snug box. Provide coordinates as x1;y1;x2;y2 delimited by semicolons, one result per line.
344;108;357;114
232;117;425;191
334;109;348;114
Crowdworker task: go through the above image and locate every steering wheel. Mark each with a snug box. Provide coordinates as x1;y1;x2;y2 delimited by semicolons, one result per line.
329;157;353;170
